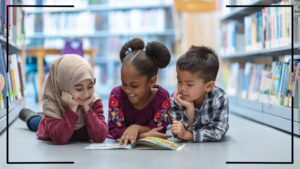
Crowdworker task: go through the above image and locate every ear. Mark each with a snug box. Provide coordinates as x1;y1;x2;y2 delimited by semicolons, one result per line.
205;81;215;92
149;75;157;87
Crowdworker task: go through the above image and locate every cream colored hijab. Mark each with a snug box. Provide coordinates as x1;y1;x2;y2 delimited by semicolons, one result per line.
43;54;100;130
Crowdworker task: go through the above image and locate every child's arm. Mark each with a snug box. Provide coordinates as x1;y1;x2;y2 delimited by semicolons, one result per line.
141;97;171;138
149;97;170;132
41;109;79;144
118;124;151;144
188;95;229;142
83;99;108;143
108;94;127;139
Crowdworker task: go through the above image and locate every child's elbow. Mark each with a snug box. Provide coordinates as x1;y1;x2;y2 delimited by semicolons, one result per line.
91;136;106;143
92;130;108;143
52;137;70;145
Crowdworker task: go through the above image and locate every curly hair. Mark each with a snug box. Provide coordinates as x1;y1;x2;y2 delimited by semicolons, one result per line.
119;38;171;79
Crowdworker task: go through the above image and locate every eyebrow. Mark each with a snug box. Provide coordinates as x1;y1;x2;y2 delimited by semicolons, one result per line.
121;80;139;85
177;76;194;83
74;82;93;87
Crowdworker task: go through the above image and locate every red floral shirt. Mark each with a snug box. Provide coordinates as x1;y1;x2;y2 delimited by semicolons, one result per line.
108;85;170;139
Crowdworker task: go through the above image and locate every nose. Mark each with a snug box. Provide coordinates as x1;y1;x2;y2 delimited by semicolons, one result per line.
178;85;186;93
123;86;131;95
82;90;90;99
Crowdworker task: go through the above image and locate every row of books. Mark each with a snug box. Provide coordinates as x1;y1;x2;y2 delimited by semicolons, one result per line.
218;56;300;107
219;0;298;55
0;0;24;45
0;45;25;111
25;8;169;37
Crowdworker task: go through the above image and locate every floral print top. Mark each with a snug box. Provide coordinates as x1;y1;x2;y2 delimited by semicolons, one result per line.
108;85;170;139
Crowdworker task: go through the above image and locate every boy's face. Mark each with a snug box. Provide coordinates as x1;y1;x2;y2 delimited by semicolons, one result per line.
69;79;94;106
121;64;156;108
176;68;215;105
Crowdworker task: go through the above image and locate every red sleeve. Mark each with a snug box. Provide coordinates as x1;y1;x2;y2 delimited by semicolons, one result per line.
83;99;108;143
43;109;79;145
147;97;171;133
108;94;126;139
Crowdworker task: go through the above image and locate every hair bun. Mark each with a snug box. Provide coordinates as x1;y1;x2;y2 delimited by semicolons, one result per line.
145;41;171;68
120;38;145;62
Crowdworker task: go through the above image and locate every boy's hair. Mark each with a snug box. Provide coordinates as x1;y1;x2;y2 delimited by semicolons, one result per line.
119;38;171;79
177;45;219;82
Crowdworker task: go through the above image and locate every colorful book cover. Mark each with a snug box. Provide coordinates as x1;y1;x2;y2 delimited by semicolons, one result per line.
10;54;22;100
0;46;8;109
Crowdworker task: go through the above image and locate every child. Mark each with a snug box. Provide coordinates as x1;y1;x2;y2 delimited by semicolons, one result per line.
19;54;108;144
171;46;229;142
108;38;172;145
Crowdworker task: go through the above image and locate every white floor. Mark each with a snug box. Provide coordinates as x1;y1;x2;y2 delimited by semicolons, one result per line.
0;83;300;169
0;106;300;169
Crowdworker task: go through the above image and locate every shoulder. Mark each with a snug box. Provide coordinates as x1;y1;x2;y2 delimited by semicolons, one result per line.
207;86;228;109
110;86;125;98
208;85;227;99
109;86;126;108
155;85;170;99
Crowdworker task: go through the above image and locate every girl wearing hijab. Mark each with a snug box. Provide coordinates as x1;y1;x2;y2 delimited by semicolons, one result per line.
19;54;108;144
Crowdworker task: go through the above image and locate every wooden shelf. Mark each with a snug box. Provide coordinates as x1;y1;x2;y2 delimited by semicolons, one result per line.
221;0;284;21
228;96;300;135
221;43;300;58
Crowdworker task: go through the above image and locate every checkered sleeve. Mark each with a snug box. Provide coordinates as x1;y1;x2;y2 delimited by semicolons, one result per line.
170;94;184;121
192;95;229;142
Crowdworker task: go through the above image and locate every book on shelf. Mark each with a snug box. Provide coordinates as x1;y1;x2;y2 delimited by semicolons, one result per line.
219;56;299;107
84;137;185;151
295;77;300;108
24;1;175;62
219;0;293;55
0;45;25;107
0;46;7;110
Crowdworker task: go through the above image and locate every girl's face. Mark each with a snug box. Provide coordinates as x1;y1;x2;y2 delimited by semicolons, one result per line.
176;68;214;106
69;79;94;105
121;64;155;109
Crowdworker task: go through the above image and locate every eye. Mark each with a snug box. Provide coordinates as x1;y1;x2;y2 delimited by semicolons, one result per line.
88;85;93;89
187;84;194;87
76;88;83;91
131;85;139;89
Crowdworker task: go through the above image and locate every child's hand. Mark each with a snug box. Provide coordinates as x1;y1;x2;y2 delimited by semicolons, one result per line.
173;90;194;111
171;119;193;141
141;126;172;139
61;92;78;112
118;124;140;145
82;95;95;112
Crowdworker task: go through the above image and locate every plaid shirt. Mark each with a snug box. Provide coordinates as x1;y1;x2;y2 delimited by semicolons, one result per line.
171;86;229;142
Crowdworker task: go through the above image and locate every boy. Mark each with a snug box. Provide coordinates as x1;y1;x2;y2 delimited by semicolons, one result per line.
171;45;229;142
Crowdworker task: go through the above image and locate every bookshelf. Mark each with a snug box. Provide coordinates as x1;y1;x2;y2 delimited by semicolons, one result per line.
0;0;26;133
218;0;300;135
23;0;176;97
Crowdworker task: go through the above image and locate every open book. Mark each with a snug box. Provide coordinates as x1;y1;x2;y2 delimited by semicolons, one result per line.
84;137;185;151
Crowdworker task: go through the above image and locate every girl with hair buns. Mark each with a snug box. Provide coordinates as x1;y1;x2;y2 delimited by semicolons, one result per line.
19;54;108;144
108;38;172;145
